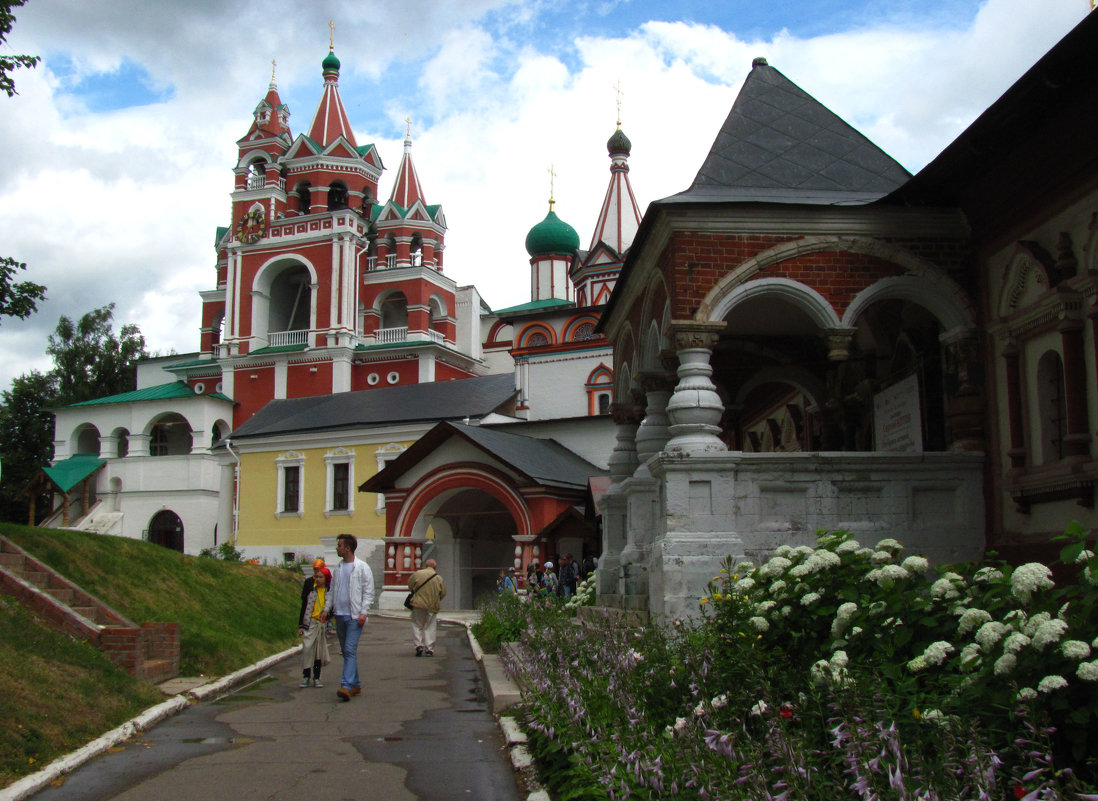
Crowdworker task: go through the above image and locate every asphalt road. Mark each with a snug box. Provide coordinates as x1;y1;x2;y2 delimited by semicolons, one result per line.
30;616;522;801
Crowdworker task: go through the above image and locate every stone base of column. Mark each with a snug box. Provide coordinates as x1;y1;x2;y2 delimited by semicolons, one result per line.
647;531;745;622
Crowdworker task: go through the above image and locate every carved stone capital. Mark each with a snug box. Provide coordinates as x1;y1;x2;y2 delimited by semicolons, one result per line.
609;401;644;427
824;327;856;361
669;320;726;352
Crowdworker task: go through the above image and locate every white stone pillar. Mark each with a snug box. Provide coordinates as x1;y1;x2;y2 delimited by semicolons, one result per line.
597;401;643;599
664;324;727;454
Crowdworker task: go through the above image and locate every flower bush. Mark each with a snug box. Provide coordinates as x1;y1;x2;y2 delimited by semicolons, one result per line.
501;524;1098;799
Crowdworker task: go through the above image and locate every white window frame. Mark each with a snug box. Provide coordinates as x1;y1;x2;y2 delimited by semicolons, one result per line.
276;450;305;518
374;443;407;515
324;447;355;517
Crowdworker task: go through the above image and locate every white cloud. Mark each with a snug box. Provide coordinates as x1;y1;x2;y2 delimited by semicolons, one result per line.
0;0;1088;397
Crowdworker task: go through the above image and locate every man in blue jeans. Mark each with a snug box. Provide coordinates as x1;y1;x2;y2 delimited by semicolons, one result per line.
326;533;375;701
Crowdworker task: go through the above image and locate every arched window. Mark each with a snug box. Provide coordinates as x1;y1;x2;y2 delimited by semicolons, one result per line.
527;331;549;347
1037;350;1067;464
328;181;348;211
148;414;193;456
74;424;101;456
410;233;423;267
572;322;597;341
293;182;311;215
246;158;266;189
598;393;611;415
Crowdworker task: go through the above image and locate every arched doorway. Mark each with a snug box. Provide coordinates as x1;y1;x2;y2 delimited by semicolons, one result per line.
148;510;184;552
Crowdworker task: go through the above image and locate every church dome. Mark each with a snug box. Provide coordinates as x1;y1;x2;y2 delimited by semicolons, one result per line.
322;48;341;73
607;127;632;156
525;209;580;257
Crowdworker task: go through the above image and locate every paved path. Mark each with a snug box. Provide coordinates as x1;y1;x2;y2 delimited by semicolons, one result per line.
31;616;522;801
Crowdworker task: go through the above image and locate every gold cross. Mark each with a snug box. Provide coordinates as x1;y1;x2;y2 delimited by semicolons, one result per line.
547;164;557;208
270;59;277;86
406;116;413;138
614;79;624;127
329;20;335;50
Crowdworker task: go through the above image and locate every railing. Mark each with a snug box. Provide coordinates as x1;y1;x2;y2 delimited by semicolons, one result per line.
426;329;444;344
268;330;309;348
366;256;377;271
246;173;264;190
375;326;408;344
386;254;398;269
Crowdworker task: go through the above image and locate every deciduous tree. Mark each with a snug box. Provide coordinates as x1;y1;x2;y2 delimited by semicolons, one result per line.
48;304;149;405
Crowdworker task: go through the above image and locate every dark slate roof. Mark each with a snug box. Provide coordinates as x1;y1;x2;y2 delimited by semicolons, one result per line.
360;421;604;493
664;57;910;206
228;373;516;440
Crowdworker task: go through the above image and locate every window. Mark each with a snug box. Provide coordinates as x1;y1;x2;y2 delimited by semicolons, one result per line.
275;451;305;517
572;322;596;341
1037;350;1067;464
324;447;355;516
283;466;300;513
527;331;549;347
150;426;168;457
598;393;611;415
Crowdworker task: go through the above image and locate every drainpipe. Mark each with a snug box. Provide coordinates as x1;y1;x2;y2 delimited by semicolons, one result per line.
224;438;241;544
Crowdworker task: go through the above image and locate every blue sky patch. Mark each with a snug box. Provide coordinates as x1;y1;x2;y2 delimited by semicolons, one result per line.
48;53;174;112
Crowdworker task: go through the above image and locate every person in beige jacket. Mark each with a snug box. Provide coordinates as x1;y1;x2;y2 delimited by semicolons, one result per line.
407;558;446;656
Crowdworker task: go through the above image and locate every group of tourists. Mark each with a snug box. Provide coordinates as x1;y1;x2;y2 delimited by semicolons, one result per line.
498;551;595;598
296;533;448;699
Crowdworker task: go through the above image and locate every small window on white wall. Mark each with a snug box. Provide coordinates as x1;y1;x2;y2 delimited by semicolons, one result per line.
324;447;355;516
276;451;305;517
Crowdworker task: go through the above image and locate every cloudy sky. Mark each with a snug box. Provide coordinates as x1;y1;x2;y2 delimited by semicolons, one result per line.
0;0;1089;394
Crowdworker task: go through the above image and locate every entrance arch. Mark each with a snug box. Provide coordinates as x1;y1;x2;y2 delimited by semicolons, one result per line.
148;510;184;552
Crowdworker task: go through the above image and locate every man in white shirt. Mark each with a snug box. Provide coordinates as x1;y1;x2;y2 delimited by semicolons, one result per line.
327;533;375;701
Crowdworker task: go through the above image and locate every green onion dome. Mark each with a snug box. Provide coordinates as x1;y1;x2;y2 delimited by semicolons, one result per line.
322;48;341;73
525;209;580;257
607;126;632;156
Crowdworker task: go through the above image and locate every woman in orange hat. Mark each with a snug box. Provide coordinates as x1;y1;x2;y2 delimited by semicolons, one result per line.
297;558;332;687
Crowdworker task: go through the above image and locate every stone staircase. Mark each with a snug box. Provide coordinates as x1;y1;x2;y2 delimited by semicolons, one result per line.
0;535;180;683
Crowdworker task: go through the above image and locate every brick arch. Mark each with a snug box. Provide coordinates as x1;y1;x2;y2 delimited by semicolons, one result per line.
393;463;532;541
709;277;842;330
563;314;600;341
697;235;975;327
843;275;974;334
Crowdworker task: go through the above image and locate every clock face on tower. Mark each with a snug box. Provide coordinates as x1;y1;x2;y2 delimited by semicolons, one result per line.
236;208;266;244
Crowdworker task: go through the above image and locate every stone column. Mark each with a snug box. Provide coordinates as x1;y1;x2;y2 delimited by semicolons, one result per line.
942;329;986;453
1059;318;1090;459
129;434;151;458
633;370;676;474
1002;342;1027;468
664;323;727;454
597;401;643;599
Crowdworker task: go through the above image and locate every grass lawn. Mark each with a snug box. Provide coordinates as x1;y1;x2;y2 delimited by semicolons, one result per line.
0;524;301;787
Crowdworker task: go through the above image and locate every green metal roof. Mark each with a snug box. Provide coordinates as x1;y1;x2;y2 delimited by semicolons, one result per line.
64;382;232;407
525;209;579;257
492;298;574;316
43;455;106;493
215;226;229;248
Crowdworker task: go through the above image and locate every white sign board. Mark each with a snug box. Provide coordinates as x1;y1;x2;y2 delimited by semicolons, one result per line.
874;373;923;453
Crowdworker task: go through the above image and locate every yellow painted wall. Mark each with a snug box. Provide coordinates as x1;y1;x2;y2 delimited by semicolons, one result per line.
234;441;413;548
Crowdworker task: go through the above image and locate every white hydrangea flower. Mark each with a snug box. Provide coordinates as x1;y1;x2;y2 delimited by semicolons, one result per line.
835;539;861;553
1011;562;1054;603
1076;661;1098;682
1003;632;1031;654
921;709;944;723
774;545;793;558
1017;687;1037;701
975;621;1009;652
872;564;910;586
1037;675;1068;694
831;650;849;668
1032;619;1069;651
957;608;992;636
759;556;793;577
907;655;929;672
749;616;770;632
789;564;812;579
734;577;756;593
791;546;814;558
800;592;822;606
734;560;756;574
850;626;863;636
1075;549;1095;564
901;556;929;574
870;551;893;565
973;566;1004;583
855;548;874;558
875;538;903;553
781;605;792;617
994;653;1017;676
755;600;777;614
808;550;841;570
1024;612;1052;637
960;642;981;668
769;580;788;596
922;641;954;666
930;577;961;600
1086;565;1098;586
867;600;887;616
1062;640;1091;660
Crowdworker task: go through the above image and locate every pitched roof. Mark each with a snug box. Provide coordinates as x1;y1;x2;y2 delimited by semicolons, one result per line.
359;421;603;493
43;455;106;493
63;382;232;407
389;136;426;208
306;50;357;148
228;373;517;440
665;58;909;206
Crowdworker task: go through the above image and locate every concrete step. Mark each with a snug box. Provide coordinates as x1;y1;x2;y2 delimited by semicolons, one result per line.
48;588;76;604
0;552;25;569
143;658;176;683
71;605;99;621
21;570;47;587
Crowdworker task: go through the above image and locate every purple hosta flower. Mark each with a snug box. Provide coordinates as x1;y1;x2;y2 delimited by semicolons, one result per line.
975;620;1009;652
750;699;769;717
958;607;992;636
1036;674;1068;693
1076;660;1098;682
1010;562;1054;603
1031;618;1069;651
711;693;728;709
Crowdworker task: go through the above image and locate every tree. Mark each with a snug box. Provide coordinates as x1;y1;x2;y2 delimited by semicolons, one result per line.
0;0;39;98
0;370;57;523
0;256;46;323
47;304;149;405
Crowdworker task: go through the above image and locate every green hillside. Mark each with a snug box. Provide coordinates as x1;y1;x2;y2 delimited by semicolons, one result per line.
0;524;301;787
